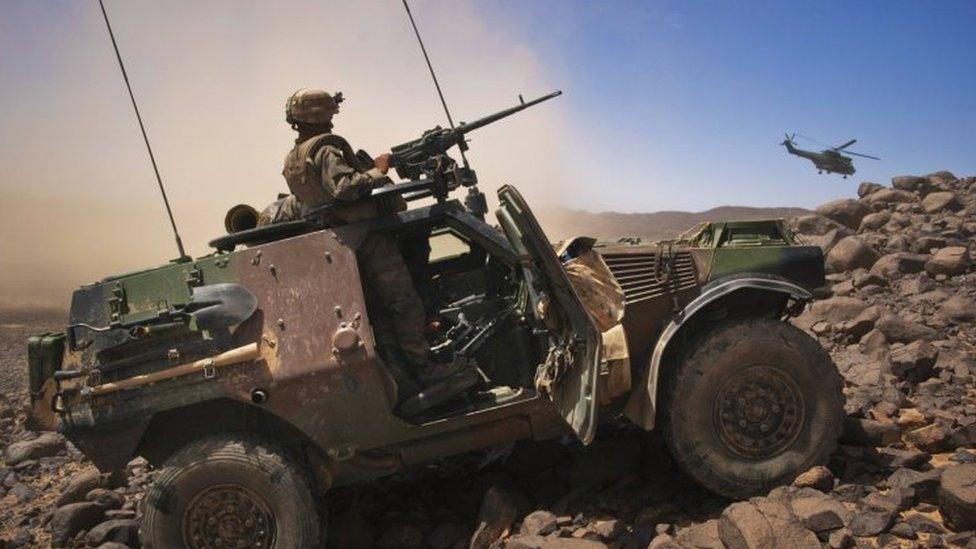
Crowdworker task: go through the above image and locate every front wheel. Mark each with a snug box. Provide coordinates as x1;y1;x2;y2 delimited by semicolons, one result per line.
139;435;324;548
664;318;844;499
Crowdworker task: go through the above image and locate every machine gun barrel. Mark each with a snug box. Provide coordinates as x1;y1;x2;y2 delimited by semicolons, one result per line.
454;90;562;136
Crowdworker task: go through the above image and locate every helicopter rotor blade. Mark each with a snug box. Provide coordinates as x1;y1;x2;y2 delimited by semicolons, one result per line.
845;151;880;160
833;139;857;151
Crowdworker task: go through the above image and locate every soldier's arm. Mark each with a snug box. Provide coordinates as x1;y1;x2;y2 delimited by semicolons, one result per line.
321;146;389;202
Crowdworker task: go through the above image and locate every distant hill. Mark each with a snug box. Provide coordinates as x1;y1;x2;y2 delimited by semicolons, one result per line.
537;205;810;242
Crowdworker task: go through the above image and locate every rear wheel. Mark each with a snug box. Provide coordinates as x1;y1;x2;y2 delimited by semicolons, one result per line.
139;435;323;548
664;318;844;499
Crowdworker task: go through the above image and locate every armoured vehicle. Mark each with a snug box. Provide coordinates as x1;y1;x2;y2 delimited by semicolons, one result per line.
27;105;844;547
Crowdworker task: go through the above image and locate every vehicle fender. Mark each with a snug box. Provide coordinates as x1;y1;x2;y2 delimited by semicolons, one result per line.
623;274;812;430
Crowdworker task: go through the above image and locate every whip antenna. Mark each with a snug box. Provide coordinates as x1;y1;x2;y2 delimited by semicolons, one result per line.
98;0;189;261
401;0;470;168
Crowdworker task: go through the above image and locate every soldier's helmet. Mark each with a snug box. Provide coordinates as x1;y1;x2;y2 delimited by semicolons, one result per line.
285;88;343;125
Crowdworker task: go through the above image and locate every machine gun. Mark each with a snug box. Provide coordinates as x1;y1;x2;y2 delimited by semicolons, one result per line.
389;90;562;181
303;90;562;222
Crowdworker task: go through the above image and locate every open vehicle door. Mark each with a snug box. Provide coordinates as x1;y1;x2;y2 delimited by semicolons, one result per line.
495;185;602;444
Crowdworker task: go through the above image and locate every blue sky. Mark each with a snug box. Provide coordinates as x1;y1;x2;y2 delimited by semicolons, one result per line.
478;0;976;210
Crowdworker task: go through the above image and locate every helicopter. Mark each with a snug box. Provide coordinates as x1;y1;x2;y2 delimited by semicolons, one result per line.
781;133;879;178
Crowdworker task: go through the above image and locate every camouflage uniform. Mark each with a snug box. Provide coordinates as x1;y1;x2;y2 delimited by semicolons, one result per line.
282;133;430;365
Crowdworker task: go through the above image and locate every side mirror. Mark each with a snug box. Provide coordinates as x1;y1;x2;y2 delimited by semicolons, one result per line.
185;283;258;331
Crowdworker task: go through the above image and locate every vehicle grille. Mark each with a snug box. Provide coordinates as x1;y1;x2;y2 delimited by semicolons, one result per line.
600;251;698;304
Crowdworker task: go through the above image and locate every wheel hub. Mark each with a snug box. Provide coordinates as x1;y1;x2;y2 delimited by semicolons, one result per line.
183;484;275;548
713;365;804;459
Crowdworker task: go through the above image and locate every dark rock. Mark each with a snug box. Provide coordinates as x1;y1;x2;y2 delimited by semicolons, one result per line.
828;527;853;549
889;340;939;382
94;543;130;549
9;482;35;502
592;519;625;540
833;484;871;503
870;447;930;470
816;199;874;230
905;513;944;534
57;468;107;507
904;423;951;453
5;433;66;465
792;465;834;492
841;417;900;446
504;535;607;548
793;214;851;236
470;486;518;549
943;531;975;547
889;521;918;539
887;467;943;503
86;488;125;510
49;502;106;547
378;523;424;549
520;510;559;536
427;523;467;549
85;519;138;546
876;314;937;343
789;492;850;532
939;463;976;531
848;505;895;537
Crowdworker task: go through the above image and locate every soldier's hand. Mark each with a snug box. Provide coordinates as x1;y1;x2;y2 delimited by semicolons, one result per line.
374;153;391;175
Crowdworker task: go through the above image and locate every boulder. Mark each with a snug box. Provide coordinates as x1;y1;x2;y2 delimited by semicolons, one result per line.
49;502;106;547
56;468;109;507
674;519;724;549
5;433;66;466
847;505;896;537
470;487;518;549
941;295;976;322
857;182;884;198
865;188;915;206
869;253;929;279
519;510;559;536
939;463;976;531
904;423;950;453
85;519;139;546
797;296;869;329
718;499;819;549
842;417;900;446
858;211;890;231
87;488;125;510
892;175;936;193
875;314;937;343
888;340;938;382
926;246;971;277
921;191;961;213
792;466;834;493
887;467;943;503
504;536;607;549
815;199;873;230
825;236;880;273
792;214;851;237
789;492;851;533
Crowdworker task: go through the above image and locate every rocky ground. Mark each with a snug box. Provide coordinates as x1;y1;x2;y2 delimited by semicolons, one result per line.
2;171;976;548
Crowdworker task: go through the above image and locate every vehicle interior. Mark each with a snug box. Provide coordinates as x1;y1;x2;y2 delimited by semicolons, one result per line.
371;214;548;422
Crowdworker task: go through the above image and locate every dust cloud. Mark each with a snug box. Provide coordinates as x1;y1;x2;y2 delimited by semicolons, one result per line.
0;1;574;308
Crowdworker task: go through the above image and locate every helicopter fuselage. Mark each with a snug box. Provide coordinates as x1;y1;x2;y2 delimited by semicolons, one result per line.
783;142;855;176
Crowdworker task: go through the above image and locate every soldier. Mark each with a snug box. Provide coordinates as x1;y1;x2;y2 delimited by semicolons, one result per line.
282;88;469;405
